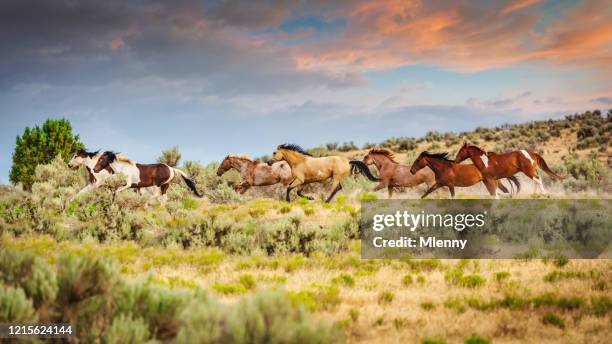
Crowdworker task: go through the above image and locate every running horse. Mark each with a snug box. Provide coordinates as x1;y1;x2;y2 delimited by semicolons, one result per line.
68;150;113;197
410;151;520;199
362;149;436;198
454;142;564;194
269;144;379;202
217;155;293;195
93;151;202;201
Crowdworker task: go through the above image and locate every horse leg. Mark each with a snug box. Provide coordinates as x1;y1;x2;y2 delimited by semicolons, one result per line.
285;187;294;201
297;187;314;200
160;183;170;202
448;185;456;199
387;185;394;198
421;183;442;199
325;181;343;203
483;179;499;199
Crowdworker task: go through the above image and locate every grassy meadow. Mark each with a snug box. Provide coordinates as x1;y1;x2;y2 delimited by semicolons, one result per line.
1;110;611;343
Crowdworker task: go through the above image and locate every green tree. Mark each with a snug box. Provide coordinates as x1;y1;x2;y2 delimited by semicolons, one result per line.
158;146;181;167
9;118;84;189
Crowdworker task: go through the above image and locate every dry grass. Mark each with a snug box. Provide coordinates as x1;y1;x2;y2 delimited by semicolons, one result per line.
3;233;610;343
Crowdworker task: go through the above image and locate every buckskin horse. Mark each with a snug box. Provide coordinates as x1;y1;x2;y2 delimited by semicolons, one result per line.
362;149;436;198
410;151;520;199
269;144;379;202
217;155;292;195
93;151;202;201
454;142;564;194
68;150;114;197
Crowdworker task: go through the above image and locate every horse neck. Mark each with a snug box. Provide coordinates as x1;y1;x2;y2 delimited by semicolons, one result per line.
230;158;250;172
425;158;452;175
467;148;487;170
371;155;394;171
110;160;135;174
281;150;306;166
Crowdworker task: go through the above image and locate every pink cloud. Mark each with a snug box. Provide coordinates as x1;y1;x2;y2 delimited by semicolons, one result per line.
288;0;611;75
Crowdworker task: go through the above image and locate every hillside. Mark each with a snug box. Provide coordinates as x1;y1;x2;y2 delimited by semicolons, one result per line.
1;110;610;343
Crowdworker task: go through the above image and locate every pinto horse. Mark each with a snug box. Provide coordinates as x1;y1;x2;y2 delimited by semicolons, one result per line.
217;155;292;195
454;143;564;194
68;150;114;196
93;151;202;200
362;149;435;198
270;144;379;202
410;151;520;199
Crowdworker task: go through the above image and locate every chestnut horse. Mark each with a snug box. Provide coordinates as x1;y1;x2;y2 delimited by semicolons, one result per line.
94;151;202;201
270;144;379;202
217;155;292;194
362;149;435;198
454;143;564;194
410;151;520;199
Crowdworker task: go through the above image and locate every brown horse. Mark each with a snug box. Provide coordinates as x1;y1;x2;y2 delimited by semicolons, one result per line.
362;149;435;198
454;143;564;194
410;151;520;199
217;155;292;194
270;144;379;202
94;151;202;201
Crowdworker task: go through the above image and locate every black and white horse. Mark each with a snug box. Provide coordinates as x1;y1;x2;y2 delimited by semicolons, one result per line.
93;151;202;200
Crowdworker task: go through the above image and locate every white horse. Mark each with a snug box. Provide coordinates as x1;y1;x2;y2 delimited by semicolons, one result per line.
93;151;202;202
68;150;113;197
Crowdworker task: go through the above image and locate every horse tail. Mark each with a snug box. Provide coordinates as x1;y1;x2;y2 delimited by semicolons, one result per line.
534;153;564;180
349;160;379;181
506;175;521;194
173;168;203;197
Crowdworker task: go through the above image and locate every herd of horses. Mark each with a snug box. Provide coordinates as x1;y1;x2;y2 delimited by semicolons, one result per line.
68;142;564;202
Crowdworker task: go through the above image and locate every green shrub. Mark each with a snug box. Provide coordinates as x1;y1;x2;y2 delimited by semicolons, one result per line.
378;291;394;305
103;314;151;343
0;248;58;307
542;313;565;329
288;285;341;312
238;274;257;290
401;274;413;286
494;271;511;282
331;273;355;288
423;338;446;344
465;335;490;344
0;285;38;323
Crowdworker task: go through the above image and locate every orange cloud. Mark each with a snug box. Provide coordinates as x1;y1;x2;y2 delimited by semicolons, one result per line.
290;0;611;76
501;0;543;15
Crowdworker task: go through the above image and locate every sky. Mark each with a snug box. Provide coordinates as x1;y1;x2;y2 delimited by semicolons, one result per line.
1;0;611;183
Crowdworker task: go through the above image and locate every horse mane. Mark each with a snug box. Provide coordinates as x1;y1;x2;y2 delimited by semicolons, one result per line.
277;143;312;156
102;151;135;166
228;154;252;161
420;151;454;162
368;149;398;163
78;149;100;158
467;144;487;155
116;153;136;165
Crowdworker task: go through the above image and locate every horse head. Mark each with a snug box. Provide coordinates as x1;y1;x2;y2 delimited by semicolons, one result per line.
217;156;231;176
410;152;428;174
454;142;471;163
68;150;87;169
94;151;117;173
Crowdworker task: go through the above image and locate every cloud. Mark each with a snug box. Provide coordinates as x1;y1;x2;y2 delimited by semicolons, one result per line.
0;0;363;95
502;0;543;15
289;0;611;74
592;96;612;105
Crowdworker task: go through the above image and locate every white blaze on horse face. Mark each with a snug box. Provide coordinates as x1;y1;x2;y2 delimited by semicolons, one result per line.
520;150;534;165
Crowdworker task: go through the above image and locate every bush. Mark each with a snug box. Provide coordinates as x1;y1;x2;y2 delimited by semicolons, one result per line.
0;285;38;323
542;313;565;329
